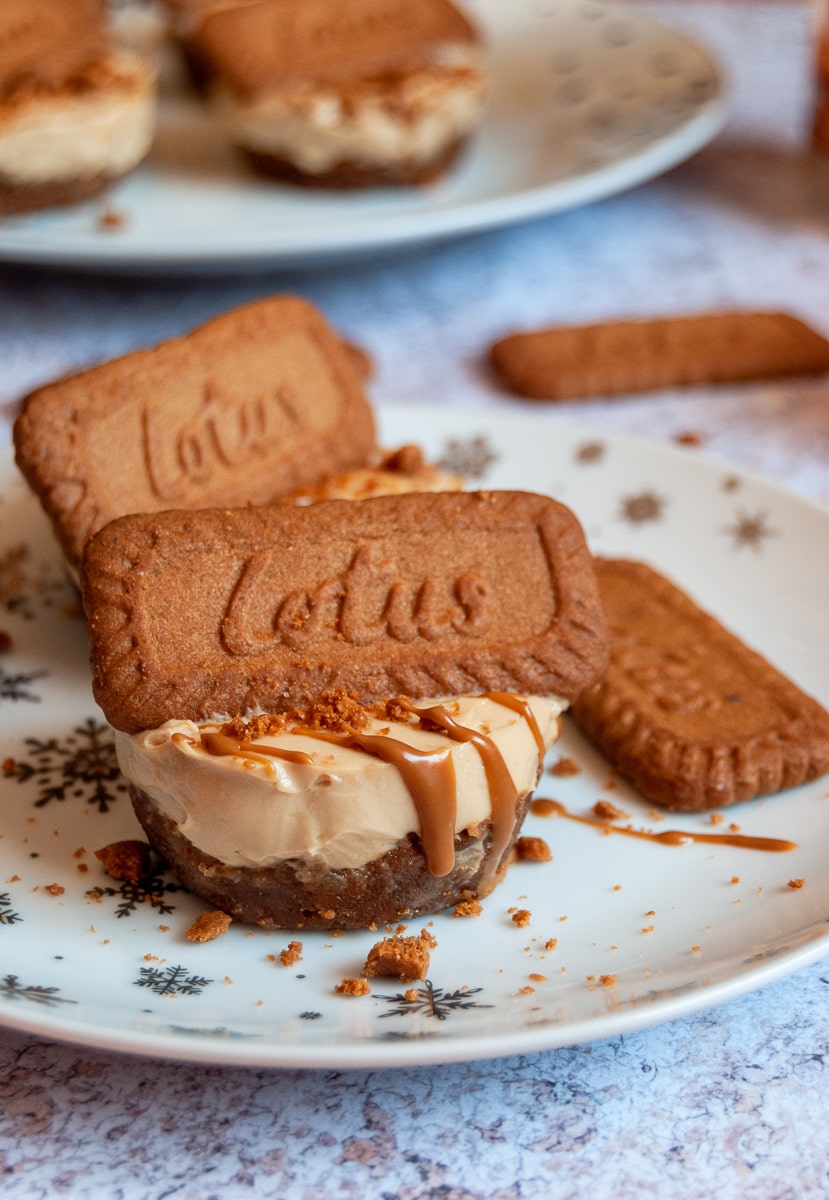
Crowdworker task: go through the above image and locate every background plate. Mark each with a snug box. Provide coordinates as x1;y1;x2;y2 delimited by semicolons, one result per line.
1;409;827;1068
0;0;726;271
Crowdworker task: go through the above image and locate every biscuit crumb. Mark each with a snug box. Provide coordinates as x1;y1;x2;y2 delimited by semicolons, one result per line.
96;207;127;231
545;938;558;951
404;988;419;1002
599;973;617;987
674;430;704;447
709;812;725;825
364;930;434;981
731;876;740;884
529;973;547;983
515;986;535;996
44;883;64;896
279;940;303;966
186;911;232;943
453;898;483;917
549;756;580;777
335;978;370;996
787;878;806;889
592;799;630;821
95;840;153;884
511;909;531;928
515;836;552;862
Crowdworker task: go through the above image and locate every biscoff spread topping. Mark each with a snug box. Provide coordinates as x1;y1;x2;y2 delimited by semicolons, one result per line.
116;693;565;875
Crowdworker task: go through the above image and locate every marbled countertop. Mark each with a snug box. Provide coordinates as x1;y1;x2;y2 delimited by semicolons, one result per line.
1;3;828;1197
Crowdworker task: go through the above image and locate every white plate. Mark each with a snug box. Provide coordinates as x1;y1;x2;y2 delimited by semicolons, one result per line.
0;0;725;271
1;409;828;1068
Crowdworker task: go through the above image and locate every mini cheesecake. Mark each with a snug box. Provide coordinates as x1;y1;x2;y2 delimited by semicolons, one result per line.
182;0;488;188
0;0;156;215
118;692;565;929
81;488;610;928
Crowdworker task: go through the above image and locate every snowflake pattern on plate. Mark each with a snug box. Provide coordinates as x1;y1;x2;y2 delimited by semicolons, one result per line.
377;982;491;1021
437;435;498;479
723;509;778;552
0;974;77;1007
4;718;128;812
135;965;213;997
0;543;74;622
618;490;667;524
0;893;22;925
88;870;187;919
0;664;48;704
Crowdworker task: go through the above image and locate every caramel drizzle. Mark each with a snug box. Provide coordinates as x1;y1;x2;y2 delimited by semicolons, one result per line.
299;729;458;877
530;798;797;853
201;731;314;771
396;699;520;881
483;692;548;767
198;696;538;880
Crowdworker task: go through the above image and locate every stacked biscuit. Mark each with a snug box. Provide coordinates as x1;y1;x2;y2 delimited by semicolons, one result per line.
0;0;157;215
14;295;609;929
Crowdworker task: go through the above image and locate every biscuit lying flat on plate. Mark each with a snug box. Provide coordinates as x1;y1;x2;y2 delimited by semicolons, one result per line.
489;312;829;401
81;490;609;928
571;558;829;811
0;0;156;215
186;0;488;188
14;295;376;572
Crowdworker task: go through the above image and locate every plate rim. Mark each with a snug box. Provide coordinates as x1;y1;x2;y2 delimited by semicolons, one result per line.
0;2;727;272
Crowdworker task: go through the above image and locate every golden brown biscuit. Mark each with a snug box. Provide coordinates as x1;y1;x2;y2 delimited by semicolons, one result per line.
571;558;829;810
0;0;107;95
81;490;609;734
489;312;829;401
14;296;377;570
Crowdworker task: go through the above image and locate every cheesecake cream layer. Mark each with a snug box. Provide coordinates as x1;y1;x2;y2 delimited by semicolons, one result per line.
116;694;564;874
223;49;487;173
0;51;156;185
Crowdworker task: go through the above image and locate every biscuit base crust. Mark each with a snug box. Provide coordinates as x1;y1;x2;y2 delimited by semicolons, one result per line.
243;138;466;190
129;783;532;929
0;170;115;216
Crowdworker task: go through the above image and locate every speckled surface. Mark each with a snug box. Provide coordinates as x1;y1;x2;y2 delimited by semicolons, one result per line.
1;3;829;1197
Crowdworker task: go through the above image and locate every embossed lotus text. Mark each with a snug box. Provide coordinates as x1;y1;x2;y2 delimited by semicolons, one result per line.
221;544;491;656
143;381;302;503
615;636;718;715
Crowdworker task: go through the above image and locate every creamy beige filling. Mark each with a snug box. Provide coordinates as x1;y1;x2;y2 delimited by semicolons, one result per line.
116;694;564;872
221;48;487;172
0;51;156;185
